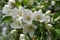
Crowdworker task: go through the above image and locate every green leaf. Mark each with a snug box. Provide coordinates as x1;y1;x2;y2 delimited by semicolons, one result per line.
55;29;60;35
54;12;60;19
23;0;29;5
2;16;12;22
54;16;60;21
15;0;22;7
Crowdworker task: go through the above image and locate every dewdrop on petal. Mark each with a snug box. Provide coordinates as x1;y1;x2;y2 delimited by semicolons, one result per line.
19;34;25;40
51;1;55;6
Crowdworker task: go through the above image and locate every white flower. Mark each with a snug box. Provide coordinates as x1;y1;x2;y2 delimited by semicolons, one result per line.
8;3;14;8
51;1;55;6
18;6;24;17
43;10;51;23
23;24;37;38
44;15;51;23
19;34;25;40
2;5;19;18
10;18;22;29
22;9;33;24
10;7;19;18
34;10;45;22
2;5;12;15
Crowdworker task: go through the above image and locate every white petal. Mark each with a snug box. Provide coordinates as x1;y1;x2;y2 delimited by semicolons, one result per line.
34;10;44;22
11;8;19;18
28;29;34;38
10;19;22;29
23;27;28;34
23;24;28;34
10;22;21;29
2;5;12;15
39;14;46;22
44;15;50;23
38;9;43;14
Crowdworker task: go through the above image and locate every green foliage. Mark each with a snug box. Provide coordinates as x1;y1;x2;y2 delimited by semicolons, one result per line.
2;16;12;23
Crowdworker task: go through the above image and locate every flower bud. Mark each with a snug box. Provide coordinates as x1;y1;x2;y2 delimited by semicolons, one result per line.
51;1;55;6
9;0;15;3
45;24;52;30
45;10;51;15
19;34;25;40
9;0;15;6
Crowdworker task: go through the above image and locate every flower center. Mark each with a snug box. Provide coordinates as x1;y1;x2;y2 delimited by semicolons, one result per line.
16;22;21;26
26;16;31;21
37;15;41;20
18;12;22;16
28;25;33;30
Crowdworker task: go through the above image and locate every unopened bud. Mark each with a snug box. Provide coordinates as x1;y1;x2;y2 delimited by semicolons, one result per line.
9;0;15;5
45;24;52;30
51;1;55;6
19;34;25;40
46;10;51;15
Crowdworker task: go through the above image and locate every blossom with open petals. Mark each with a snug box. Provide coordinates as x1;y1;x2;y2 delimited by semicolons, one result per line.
10;18;22;29
23;23;37;38
34;10;45;22
22;9;33;24
2;5;12;15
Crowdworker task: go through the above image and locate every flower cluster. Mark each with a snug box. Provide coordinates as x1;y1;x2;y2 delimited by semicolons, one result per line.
2;0;53;39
